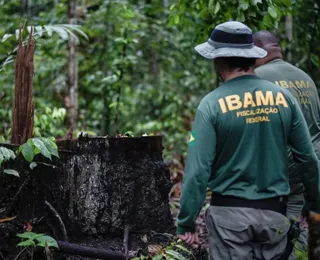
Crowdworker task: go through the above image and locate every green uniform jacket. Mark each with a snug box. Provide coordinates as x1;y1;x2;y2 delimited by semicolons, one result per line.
255;59;320;184
177;75;320;235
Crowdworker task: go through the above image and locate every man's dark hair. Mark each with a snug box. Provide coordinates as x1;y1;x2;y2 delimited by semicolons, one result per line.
252;30;280;48
215;57;256;72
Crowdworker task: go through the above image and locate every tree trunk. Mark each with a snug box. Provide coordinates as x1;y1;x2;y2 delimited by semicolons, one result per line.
0;136;175;259
100;1;112;136
21;0;28;16
66;0;78;130
285;15;293;63
145;0;160;81
11;30;35;145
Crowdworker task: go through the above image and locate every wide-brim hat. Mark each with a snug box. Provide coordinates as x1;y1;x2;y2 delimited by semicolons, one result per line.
195;21;267;59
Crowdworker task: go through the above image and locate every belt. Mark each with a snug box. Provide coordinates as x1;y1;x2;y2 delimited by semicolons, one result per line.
210;193;288;215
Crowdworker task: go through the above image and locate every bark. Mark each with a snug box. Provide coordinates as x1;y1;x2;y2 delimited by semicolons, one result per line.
11;29;35;145
0;136;174;259
66;0;78;130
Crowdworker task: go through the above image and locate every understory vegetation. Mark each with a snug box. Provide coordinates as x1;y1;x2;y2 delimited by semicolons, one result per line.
0;0;319;259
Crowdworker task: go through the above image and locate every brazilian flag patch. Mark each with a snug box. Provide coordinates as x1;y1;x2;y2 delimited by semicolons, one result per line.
188;131;196;147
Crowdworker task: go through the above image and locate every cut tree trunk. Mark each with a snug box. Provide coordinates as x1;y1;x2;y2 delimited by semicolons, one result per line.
66;0;78;130
11;29;35;145
0;136;175;259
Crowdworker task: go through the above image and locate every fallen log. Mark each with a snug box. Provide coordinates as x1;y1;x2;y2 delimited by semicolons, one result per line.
58;241;129;260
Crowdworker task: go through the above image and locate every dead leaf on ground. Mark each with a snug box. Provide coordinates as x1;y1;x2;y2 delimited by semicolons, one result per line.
0;216;16;223
148;244;163;255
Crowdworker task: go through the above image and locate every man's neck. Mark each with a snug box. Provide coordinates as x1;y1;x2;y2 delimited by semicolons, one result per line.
265;53;282;64
263;47;283;64
223;69;255;82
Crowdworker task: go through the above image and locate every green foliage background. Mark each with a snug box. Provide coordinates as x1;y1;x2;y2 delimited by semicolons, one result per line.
0;0;319;161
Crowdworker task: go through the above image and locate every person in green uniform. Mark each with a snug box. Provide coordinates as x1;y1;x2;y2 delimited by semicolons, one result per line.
177;21;320;260
253;30;320;258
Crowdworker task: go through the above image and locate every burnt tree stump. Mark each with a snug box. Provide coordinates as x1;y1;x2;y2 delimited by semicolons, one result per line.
0;135;175;259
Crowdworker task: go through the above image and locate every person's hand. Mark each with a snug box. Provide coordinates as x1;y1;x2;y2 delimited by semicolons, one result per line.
178;232;200;248
298;215;309;228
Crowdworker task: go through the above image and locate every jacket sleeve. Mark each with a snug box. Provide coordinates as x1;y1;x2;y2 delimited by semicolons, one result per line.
177;108;216;235
288;96;320;212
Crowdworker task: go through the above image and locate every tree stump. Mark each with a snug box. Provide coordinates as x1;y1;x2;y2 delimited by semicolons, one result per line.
0;135;175;259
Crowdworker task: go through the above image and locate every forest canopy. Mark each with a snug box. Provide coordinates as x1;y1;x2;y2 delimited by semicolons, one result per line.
0;0;319;160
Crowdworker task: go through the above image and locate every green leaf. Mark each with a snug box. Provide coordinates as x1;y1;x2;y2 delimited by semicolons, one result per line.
39;137;59;158
30;162;37;170
311;54;320;68
58;27;80;44
240;0;249;10
0;153;3;166
174;244;192;255
214;2;221;14
17;239;35;247
31;138;52;160
0;147;16;160
26;26;33;34
153;255;163;260
17;232;44;240
3;169;19;177
43;25;53;36
48;26;69;40
1;34;12;43
8;149;15;159
238;11;245;22
102;75;118;84
169;4;175;10
262;14;273;28
268;6;277;18
21;142;35;162
59;24;88;40
208;0;214;14
124;131;134;137
15;29;19;40
35;26;43;37
282;0;291;7
174;15;180;24
48;137;56;143
36;235;59;249
165;249;185;260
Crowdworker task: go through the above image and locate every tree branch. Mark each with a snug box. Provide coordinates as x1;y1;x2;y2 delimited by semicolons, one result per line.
44;200;68;242
123;225;129;258
58;241;129;260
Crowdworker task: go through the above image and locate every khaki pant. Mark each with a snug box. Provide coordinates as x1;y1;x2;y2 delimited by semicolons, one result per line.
206;206;290;260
